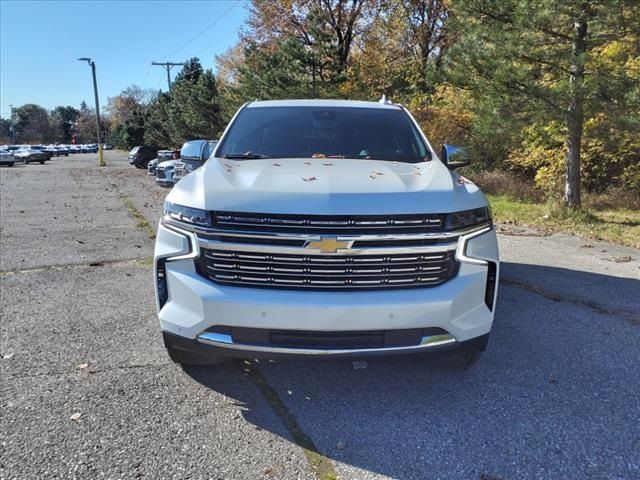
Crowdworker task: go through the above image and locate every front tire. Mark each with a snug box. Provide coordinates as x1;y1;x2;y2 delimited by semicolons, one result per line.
8;162;14;167
40;160;45;164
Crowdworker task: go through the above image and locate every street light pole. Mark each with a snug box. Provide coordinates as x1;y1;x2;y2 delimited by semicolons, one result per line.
78;57;105;166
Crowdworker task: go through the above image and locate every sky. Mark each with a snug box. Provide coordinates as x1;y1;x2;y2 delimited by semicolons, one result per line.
0;0;248;118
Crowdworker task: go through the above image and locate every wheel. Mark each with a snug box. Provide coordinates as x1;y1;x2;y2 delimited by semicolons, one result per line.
166;347;226;366
40;160;45;164
8;162;14;167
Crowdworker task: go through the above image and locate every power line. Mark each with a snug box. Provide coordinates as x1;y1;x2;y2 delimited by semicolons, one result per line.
140;64;152;88
192;30;238;57
158;1;242;60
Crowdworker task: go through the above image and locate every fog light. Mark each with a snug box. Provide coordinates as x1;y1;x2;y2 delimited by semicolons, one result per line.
156;258;168;309
485;261;497;311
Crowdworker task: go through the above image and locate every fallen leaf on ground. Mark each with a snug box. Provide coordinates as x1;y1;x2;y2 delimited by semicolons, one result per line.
77;363;89;370
608;256;633;263
70;412;82;421
3;353;15;360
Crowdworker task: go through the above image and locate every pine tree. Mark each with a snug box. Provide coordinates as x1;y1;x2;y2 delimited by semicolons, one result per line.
449;0;639;208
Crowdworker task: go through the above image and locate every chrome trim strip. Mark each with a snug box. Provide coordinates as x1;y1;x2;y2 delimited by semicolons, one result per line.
197;237;458;255
163;217;491;242
196;332;457;355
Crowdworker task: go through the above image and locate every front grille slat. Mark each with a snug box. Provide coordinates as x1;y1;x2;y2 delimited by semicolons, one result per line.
212;212;445;235
198;249;458;290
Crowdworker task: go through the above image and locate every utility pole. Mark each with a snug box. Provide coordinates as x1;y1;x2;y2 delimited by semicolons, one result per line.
9;104;15;144
77;57;105;166
151;62;184;91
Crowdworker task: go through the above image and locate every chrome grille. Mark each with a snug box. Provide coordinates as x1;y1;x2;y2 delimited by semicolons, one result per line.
212;212;445;235
155;166;165;179
197;249;458;290
174;163;185;177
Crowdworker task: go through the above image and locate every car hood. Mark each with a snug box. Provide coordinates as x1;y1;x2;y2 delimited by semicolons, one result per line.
158;160;180;168
167;157;488;215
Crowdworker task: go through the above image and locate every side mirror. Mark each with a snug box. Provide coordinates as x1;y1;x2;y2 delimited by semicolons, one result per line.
441;144;470;170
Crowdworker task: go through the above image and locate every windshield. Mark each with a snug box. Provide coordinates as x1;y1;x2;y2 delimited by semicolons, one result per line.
216;106;430;163
180;141;204;159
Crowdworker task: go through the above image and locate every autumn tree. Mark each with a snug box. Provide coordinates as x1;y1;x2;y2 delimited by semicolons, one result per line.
449;0;640;208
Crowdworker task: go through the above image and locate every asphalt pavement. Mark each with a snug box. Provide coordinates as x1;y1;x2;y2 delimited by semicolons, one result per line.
1;152;638;480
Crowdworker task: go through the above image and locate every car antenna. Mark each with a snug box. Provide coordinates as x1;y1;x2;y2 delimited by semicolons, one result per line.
379;94;391;105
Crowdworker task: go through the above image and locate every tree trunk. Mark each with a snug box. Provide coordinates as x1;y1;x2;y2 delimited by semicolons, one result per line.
564;5;588;209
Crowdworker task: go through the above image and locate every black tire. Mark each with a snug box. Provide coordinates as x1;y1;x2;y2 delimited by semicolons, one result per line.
8;162;14;167
40;160;45;164
166;347;226;366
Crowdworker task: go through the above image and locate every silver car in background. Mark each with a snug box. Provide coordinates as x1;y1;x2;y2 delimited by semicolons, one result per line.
148;150;179;175
172;139;217;183
155;159;181;187
14;148;50;164
0;149;16;167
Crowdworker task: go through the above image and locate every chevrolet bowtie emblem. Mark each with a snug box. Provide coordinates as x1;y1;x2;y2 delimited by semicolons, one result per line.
305;237;352;253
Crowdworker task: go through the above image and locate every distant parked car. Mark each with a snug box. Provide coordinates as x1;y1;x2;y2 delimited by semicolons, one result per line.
148;150;179;175
129;145;158;168
102;144;113;150
55;145;70;156
43;145;59;157
172;139;217;182
14;148;49;164
29;145;53;160
155;159;180;187
0;149;15;167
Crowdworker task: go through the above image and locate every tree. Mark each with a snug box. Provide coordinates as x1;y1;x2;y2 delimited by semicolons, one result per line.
50;106;79;143
449;0;640;208
12;104;51;143
167;58;224;144
105;85;155;127
244;0;376;80
74;101;107;143
144;92;173;147
0;117;11;144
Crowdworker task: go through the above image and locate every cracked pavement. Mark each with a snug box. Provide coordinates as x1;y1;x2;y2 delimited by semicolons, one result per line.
1;153;639;479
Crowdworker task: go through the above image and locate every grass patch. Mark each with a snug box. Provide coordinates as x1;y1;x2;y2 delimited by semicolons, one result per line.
120;194;156;240
487;194;640;249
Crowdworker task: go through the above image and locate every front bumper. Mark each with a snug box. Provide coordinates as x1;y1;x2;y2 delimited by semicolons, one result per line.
155;222;499;358
155;171;174;187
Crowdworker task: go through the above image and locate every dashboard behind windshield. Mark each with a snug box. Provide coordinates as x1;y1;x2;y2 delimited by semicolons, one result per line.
216;106;431;163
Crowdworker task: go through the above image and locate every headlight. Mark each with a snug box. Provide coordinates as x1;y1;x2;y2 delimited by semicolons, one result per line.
444;207;492;231
163;202;211;227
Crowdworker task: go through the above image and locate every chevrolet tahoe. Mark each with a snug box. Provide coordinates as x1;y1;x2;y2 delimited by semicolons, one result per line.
155;99;499;366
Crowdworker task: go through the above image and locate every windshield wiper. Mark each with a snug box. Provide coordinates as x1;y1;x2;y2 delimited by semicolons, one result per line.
224;152;270;159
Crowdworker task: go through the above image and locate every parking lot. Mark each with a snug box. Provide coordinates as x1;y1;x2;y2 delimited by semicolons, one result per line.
1;152;639;480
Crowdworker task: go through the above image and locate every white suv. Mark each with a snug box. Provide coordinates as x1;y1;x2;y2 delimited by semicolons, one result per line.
154;99;499;366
